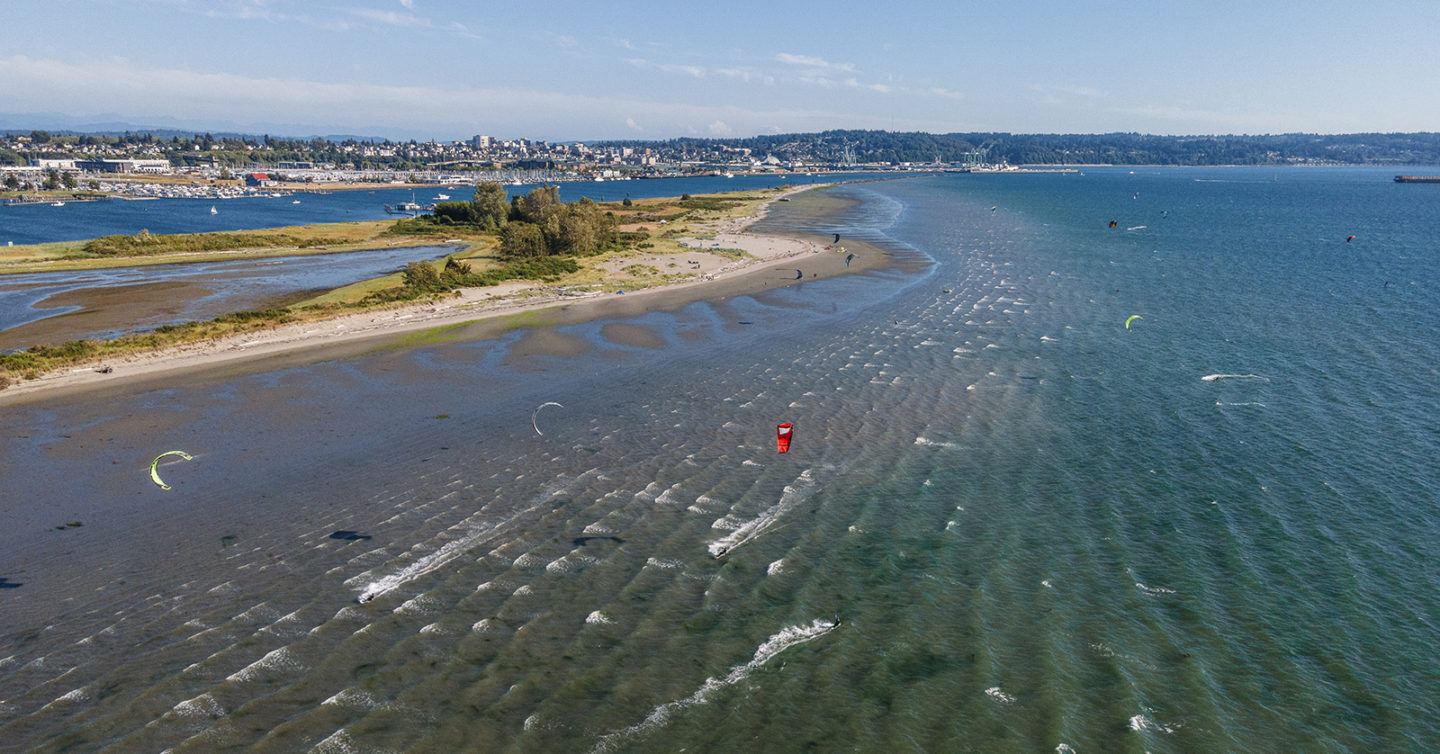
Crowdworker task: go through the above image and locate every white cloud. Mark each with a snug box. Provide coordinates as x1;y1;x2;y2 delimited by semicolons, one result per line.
625;58;706;78
399;0;414;8
1030;84;1107;103
0;55;885;139
774;52;855;72
662;63;705;78
347;8;429;28
714;68;758;82
708;120;733;136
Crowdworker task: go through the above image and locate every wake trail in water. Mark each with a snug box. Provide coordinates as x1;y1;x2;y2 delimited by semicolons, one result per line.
589;618;838;752
1201;374;1269;381
709;468;820;558
351;470;602;603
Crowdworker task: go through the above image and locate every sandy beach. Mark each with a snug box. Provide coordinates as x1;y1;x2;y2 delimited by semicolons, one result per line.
0;185;884;405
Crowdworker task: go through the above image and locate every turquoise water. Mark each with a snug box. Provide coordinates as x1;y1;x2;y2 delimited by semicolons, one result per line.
2;168;1438;751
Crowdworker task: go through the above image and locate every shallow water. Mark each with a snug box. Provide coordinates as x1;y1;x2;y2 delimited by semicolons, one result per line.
2;168;1438;752
0;244;460;343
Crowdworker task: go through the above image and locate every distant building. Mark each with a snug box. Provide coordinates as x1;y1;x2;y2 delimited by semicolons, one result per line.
28;158;78;171
245;173;274;187
75;158;171;173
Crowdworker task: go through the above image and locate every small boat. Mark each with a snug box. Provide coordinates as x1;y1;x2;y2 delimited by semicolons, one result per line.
210;205;217;214
51;201;65;207
776;423;793;453
435;193;450;200
292;199;301;204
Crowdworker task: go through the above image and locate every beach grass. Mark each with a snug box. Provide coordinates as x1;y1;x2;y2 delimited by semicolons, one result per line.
0;220;458;273
393;320;475;347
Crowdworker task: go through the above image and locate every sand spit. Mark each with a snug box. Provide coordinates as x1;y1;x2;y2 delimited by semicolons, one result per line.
0;185;878;405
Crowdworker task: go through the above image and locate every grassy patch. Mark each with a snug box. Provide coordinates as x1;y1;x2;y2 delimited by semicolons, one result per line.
495;308;558;333
394;321;474;347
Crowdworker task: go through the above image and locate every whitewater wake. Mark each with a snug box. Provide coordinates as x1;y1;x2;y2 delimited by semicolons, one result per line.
590;618;838;752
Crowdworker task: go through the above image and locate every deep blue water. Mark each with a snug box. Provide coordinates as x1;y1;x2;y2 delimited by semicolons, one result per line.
2;167;1437;751
0;172;885;246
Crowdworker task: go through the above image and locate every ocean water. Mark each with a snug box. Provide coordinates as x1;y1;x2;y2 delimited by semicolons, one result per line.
2;167;1438;752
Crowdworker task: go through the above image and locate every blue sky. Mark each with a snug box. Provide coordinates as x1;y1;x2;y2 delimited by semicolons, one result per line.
2;0;1436;141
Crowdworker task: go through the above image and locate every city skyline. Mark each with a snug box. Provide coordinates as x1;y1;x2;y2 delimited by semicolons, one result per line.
2;0;1437;142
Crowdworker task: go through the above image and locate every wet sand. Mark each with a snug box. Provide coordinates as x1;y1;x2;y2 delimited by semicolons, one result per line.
0;281;210;350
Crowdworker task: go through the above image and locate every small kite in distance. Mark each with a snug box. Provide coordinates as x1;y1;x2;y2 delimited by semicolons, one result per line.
776;423;793;453
532;402;564;435
149;450;193;490
1125;315;1144;330
845;253;855;267
1347;235;1356;243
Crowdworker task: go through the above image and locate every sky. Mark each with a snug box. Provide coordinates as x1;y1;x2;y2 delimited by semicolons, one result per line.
1;0;1437;142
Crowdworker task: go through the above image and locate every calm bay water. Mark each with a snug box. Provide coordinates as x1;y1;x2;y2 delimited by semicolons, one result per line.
0;244;462;342
0;173;866;246
1;167;1437;752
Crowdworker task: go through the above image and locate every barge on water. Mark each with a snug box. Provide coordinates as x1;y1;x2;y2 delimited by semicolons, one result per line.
1394;175;1440;183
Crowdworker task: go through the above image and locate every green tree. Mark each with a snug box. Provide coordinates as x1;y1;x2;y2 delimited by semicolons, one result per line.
511;184;561;225
43;169;59;190
3;173;19;190
431;201;477;223
470;181;509;229
499;222;546;259
61;172;76;189
402;261;444;293
548;198;615;256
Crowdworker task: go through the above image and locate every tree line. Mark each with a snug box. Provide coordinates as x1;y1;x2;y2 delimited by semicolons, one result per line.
424;182;620;259
380;182;623;301
596;130;1440;166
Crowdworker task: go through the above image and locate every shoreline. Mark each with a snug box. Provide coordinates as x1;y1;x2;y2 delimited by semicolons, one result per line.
0;184;886;405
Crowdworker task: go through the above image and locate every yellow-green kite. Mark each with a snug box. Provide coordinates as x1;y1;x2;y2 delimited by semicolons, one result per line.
149;450;193;490
1125;315;1144;330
